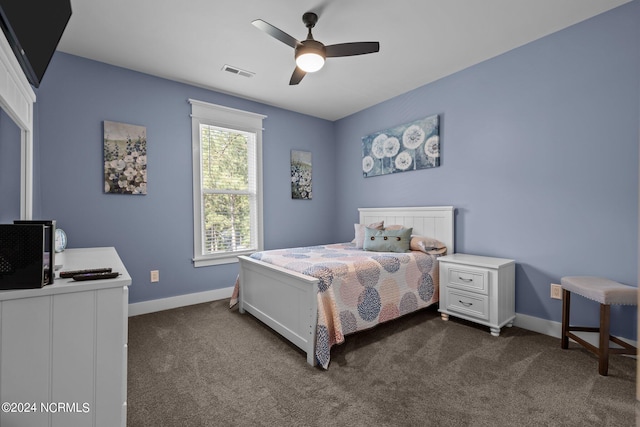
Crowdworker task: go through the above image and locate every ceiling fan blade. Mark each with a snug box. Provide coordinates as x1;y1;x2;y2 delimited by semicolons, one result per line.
252;19;300;49
325;42;380;58
289;67;306;85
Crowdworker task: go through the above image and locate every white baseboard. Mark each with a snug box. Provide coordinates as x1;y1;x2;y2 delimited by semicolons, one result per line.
128;287;234;317
129;292;560;336
513;312;637;349
128;294;638;349
513;312;562;338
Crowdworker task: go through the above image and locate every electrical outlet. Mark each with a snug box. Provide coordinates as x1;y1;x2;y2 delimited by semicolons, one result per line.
150;270;159;283
550;283;562;300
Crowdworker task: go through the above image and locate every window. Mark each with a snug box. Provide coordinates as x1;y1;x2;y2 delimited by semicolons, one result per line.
190;99;265;266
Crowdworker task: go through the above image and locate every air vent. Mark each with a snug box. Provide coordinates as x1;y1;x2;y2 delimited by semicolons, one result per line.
222;64;254;78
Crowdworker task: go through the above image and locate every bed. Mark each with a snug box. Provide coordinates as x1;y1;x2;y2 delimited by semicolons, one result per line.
233;206;455;368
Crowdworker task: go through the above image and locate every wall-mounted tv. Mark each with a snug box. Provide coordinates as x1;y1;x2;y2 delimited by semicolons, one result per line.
0;0;72;88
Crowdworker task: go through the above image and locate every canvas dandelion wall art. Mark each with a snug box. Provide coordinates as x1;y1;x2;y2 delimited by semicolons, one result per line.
362;114;440;177
104;120;147;195
291;150;312;200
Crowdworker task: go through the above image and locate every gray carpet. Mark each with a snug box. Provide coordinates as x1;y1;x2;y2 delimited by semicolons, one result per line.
127;300;637;426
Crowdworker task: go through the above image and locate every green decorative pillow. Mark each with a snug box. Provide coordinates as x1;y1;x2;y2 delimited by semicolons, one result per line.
363;227;413;253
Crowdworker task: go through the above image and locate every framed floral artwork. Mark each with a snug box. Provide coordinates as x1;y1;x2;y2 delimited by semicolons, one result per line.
103;120;147;194
362;114;440;178
291;150;312;200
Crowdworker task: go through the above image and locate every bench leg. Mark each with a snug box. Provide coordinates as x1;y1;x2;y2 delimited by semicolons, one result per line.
561;289;570;349
598;304;610;376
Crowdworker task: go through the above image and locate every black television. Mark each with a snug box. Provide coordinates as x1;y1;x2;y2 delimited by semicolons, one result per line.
0;0;72;88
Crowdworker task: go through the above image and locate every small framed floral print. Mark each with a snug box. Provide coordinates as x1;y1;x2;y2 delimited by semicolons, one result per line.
291;150;312;200
104;120;147;194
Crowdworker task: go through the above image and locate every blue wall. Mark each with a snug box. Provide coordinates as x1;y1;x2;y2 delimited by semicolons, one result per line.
334;1;639;338
34;53;336;304
25;1;639;339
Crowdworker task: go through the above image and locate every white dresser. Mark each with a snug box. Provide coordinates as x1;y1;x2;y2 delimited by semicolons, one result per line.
438;253;515;337
0;247;130;427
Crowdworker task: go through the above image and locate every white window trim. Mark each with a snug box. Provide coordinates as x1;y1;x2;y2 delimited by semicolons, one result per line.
189;99;266;267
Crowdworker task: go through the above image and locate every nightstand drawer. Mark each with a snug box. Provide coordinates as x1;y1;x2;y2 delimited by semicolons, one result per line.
445;265;489;294
445;288;489;320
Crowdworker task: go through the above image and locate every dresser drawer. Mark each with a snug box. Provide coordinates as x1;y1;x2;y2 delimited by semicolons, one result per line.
445;265;489;294
445;288;489;321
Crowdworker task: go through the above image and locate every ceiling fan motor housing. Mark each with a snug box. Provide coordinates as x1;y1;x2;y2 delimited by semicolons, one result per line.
296;39;326;60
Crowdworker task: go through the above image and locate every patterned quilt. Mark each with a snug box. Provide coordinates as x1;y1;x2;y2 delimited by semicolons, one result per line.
230;243;440;369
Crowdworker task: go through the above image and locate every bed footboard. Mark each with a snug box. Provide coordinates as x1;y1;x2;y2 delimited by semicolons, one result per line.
237;255;318;366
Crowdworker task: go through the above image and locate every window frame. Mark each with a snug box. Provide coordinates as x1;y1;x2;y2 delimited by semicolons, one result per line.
189;99;265;267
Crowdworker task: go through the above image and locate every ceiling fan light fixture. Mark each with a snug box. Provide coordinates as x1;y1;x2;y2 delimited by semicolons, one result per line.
296;52;325;72
295;40;326;72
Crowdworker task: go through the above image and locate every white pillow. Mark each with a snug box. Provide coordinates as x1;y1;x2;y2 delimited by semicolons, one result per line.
353;221;384;248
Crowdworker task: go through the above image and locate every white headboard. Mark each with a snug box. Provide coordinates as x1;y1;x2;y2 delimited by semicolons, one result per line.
359;206;455;254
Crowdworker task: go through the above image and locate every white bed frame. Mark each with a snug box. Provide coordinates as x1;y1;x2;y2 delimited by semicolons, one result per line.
237;206;455;366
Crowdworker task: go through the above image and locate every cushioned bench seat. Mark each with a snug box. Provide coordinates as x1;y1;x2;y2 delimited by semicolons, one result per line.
560;276;637;376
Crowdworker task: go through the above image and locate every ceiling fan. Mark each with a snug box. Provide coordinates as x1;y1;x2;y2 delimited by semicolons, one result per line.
252;12;380;85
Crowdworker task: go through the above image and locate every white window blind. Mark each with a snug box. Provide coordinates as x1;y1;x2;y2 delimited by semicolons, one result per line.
190;99;265;266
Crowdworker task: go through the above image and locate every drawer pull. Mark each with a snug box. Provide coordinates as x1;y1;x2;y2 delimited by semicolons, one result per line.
459;300;473;307
458;276;473;282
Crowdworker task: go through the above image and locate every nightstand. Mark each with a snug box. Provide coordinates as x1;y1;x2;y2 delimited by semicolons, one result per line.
438;253;515;336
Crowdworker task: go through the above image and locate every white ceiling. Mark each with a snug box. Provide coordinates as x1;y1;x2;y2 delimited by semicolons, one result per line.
57;0;630;121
